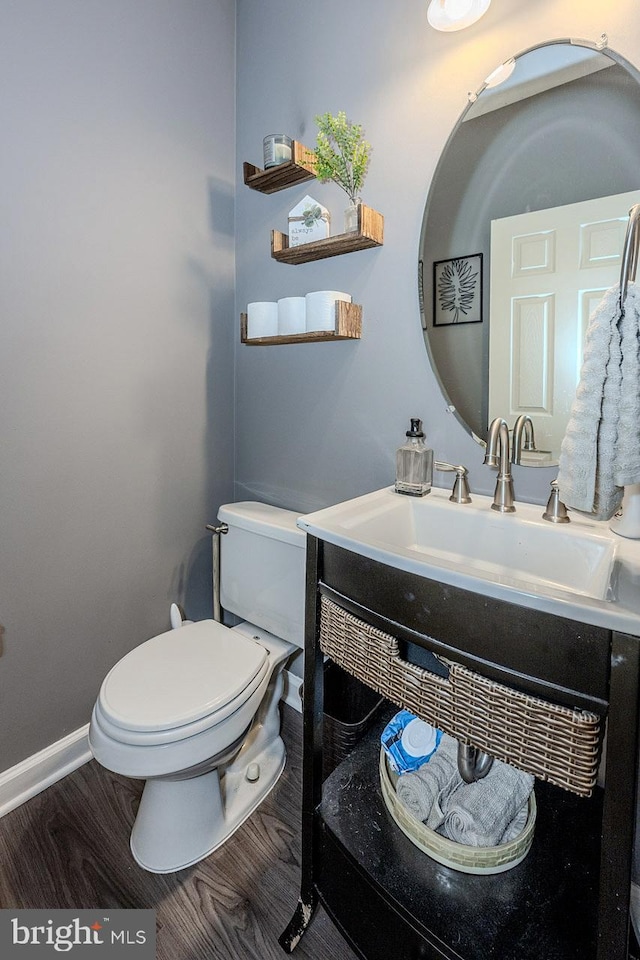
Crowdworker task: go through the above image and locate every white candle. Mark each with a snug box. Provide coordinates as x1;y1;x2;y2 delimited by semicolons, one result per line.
263;134;292;168
273;141;292;164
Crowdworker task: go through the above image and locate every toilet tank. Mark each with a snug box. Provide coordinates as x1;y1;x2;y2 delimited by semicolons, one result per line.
217;502;306;648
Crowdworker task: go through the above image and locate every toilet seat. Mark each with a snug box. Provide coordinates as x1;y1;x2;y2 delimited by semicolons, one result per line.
96;620;270;746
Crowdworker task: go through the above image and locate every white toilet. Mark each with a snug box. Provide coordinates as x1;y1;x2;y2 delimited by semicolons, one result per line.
89;501;306;874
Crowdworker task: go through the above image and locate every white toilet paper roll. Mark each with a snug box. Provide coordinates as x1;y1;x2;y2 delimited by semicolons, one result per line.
305;290;352;332
277;297;306;335
247;301;278;339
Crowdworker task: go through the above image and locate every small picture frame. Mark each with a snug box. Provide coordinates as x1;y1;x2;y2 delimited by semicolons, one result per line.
433;253;483;326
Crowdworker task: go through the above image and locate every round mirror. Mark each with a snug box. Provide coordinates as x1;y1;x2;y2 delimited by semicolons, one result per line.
419;39;640;465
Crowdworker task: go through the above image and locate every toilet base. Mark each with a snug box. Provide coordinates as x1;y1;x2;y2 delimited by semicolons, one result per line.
129;666;290;873
130;734;286;873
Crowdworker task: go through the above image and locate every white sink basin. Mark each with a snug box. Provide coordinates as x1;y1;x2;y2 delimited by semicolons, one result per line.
298;485;620;604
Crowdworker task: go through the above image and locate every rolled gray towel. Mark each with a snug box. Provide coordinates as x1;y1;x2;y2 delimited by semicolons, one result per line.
500;800;530;844
425;772;463;832
395;734;460;822
443;759;534;847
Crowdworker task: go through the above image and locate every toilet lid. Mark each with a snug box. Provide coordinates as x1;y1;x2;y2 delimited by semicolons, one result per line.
99;620;269;733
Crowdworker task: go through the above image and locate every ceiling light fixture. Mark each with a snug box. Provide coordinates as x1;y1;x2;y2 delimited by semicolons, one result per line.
427;0;491;32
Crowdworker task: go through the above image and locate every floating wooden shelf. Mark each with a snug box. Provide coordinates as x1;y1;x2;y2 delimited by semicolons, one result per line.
243;141;317;194
271;204;384;264
241;301;362;345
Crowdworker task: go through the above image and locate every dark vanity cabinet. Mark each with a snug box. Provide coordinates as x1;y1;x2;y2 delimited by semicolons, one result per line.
280;536;640;960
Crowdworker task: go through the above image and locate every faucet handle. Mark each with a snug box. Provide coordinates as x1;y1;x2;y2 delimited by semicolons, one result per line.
434;461;472;503
542;479;570;524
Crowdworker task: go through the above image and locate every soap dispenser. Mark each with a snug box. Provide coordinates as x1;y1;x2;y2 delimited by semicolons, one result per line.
395;418;433;496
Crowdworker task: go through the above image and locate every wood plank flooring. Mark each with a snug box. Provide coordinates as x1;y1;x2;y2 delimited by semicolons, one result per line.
0;706;358;960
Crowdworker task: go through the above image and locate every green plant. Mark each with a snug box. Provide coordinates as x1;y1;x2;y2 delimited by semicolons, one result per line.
314;111;372;203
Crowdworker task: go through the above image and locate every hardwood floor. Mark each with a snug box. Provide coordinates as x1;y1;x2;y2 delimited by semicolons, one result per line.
0;706;358;960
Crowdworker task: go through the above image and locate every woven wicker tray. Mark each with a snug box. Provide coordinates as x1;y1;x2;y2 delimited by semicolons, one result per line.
320;596;602;797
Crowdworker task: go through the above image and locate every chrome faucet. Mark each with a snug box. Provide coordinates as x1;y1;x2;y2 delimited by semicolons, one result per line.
511;414;536;465
484;417;515;512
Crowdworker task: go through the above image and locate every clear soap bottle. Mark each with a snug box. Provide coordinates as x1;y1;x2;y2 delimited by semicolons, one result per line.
395;418;433;496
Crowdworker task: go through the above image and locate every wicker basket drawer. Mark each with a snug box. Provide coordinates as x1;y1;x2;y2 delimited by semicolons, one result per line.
319;596;602;797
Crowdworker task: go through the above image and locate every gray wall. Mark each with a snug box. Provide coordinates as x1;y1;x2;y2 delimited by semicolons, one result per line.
235;0;640;515
0;0;236;770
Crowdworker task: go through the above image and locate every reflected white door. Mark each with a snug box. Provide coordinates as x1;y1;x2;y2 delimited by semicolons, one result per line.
489;189;640;458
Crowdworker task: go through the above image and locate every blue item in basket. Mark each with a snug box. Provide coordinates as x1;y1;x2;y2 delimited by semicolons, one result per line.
381;710;443;774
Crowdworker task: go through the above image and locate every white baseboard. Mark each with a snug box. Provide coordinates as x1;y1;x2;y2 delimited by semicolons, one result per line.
282;669;302;713
0;724;91;820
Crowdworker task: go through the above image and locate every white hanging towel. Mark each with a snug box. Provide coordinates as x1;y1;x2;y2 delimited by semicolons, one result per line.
556;281;640;520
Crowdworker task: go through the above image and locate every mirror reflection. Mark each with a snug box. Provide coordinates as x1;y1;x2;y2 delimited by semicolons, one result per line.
419;40;640;464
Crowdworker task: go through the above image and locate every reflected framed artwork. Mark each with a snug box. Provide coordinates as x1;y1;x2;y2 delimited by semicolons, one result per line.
433;254;483;326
